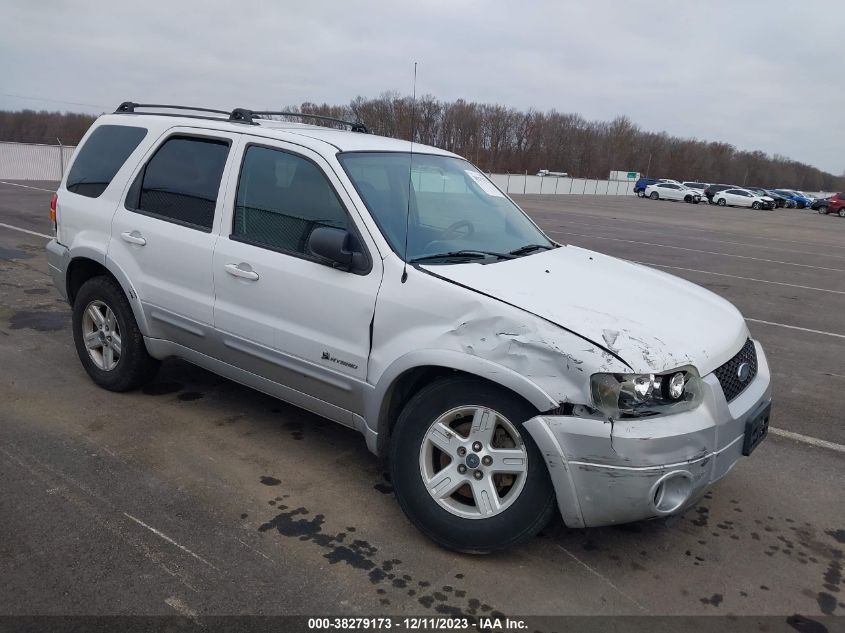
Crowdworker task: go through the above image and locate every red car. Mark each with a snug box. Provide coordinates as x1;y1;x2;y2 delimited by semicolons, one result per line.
817;192;845;217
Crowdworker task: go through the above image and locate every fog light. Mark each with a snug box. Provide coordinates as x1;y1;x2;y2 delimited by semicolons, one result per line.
650;472;693;514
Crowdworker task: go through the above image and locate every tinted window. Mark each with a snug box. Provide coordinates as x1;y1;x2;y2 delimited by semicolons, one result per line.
233;145;349;255
66;125;147;198
128;136;229;231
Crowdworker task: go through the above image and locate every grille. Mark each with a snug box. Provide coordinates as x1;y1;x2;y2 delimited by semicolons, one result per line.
713;338;758;402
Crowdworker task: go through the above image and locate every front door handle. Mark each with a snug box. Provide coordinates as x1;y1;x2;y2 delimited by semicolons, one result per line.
121;231;146;246
224;262;259;281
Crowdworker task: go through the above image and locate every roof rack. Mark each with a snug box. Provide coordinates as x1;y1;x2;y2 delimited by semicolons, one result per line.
115;102;231;117
230;109;369;133
114;102;370;134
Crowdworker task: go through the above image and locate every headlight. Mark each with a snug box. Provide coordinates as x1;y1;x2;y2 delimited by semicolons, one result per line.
590;367;703;418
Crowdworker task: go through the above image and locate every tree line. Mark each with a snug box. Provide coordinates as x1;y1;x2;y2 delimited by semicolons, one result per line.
290;93;843;191
0;110;96;146
1;97;841;191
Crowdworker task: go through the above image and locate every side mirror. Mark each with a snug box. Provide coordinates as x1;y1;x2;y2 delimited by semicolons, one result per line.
307;226;368;272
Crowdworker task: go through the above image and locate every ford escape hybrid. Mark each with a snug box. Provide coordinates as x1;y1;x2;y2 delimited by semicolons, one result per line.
46;103;772;553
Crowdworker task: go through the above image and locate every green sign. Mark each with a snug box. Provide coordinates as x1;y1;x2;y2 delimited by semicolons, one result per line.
627;172;637;179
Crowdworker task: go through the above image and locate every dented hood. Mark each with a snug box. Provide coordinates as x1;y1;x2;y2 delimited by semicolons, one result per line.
423;245;747;375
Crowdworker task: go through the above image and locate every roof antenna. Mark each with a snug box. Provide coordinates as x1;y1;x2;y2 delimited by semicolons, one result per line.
401;62;418;284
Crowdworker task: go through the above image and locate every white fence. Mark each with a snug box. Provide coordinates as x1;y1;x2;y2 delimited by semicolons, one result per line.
489;173;636;196
0;142;76;180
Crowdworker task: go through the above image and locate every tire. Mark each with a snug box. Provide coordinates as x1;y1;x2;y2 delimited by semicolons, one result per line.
717;198;727;206
649;191;659;200
684;195;692;203
72;275;160;391
752;201;761;210
636;190;645;198
389;376;556;553
818;206;828;215
839;209;845;218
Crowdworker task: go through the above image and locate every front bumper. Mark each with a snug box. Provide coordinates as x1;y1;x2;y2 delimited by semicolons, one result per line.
524;340;772;528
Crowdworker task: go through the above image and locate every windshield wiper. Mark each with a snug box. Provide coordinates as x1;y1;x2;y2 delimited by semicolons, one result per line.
409;250;515;264
508;243;555;257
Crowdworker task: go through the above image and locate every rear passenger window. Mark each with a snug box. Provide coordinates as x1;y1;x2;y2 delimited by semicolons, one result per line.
66;125;147;198
232;145;349;255
126;136;229;231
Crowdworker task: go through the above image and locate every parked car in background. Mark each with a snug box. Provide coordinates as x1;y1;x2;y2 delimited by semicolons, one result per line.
766;190;795;208
634;177;660;197
682;181;709;196
815;192;845;217
747;187;786;208
658;179;683;186
811;196;831;211
645;182;701;203
713;188;773;210
703;184;734;203
773;190;812;209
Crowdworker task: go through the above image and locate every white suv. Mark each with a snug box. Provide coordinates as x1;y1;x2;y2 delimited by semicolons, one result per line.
46;103;772;552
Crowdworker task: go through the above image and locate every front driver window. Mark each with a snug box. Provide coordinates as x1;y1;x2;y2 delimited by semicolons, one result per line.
232;145;349;255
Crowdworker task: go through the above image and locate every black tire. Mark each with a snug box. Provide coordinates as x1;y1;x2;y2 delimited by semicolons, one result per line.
636;190;645;198
684;195;692;203
72;275;160;391
817;206;828;215
389;376;556;553
717;198;727;206
649;191;659;200
839;209;845;218
752;201;761;210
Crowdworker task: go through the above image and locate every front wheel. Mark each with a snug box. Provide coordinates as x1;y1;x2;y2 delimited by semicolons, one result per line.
817;206;828;215
717;198;727;206
649;191;659;200
839;208;845;218
390;376;556;553
72;276;160;391
752;201;761;210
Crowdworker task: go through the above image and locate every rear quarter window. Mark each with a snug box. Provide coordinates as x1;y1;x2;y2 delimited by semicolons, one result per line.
66;125;147;198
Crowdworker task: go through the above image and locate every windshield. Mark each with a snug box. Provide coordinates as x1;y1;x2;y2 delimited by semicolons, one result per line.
338;152;553;263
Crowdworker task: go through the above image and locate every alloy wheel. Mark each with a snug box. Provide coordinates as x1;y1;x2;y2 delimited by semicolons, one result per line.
418;406;528;519
81;300;122;371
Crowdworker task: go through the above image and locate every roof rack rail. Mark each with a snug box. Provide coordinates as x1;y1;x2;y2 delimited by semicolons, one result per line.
115;102;233;119
229;109;369;133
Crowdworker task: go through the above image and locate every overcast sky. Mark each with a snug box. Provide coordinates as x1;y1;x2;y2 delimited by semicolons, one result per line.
2;0;843;174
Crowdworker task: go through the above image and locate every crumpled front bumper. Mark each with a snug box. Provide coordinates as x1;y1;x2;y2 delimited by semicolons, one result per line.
524;340;772;528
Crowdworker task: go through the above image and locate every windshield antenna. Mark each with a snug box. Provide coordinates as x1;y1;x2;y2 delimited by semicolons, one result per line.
401;62;418;284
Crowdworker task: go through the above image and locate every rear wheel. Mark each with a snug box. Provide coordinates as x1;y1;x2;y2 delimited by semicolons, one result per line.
752;201;761;210
818;206;828;215
649;191;659;200
717;198;727;206
72;276;160;391
839;208;845;218
390;376;556;553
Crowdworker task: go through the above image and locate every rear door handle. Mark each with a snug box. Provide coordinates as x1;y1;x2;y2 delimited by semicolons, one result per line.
121;231;147;246
224;262;259;281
